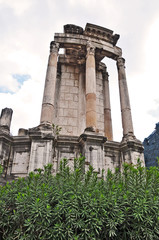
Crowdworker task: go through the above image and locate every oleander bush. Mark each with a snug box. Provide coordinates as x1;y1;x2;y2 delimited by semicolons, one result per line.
0;156;159;240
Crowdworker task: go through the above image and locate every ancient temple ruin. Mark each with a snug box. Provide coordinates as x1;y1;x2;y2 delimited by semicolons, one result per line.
0;23;144;180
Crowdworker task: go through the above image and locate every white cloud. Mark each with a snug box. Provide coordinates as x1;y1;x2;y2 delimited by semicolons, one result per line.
0;0;34;15
0;78;43;135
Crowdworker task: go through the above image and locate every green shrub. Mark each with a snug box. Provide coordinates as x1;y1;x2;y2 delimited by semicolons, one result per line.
0;156;159;239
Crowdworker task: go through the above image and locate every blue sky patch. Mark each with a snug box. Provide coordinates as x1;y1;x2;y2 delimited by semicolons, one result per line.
0;86;14;94
12;74;31;85
0;74;31;94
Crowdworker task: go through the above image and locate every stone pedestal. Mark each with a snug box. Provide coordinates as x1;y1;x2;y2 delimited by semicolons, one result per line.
120;139;144;166
79;131;107;175
28;125;54;172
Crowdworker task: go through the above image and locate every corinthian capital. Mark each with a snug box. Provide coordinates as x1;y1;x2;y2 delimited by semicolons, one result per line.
86;41;95;56
50;41;59;54
117;57;125;69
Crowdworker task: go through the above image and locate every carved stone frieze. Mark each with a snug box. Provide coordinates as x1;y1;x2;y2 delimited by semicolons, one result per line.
84;23;120;46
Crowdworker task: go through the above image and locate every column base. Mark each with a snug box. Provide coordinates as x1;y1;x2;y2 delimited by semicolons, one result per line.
122;132;136;143
29;123;54;139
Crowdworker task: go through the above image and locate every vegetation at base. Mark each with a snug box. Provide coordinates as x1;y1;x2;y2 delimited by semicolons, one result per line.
0;156;159;240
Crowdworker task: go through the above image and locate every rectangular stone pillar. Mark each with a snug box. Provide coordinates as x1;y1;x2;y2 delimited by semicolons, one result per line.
85;42;97;131
40;41;59;125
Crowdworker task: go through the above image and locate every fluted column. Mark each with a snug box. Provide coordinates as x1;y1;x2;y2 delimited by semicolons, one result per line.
103;71;113;140
85;42;97;130
40;41;59;124
117;57;134;139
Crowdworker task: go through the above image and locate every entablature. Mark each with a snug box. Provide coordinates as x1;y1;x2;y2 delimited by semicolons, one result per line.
54;32;122;61
53;23;122;62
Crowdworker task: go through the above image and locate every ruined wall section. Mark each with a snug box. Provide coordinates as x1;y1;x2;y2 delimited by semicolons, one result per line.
55;63;80;136
55;61;105;137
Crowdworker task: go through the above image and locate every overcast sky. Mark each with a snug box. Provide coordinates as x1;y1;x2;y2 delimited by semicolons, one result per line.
0;0;159;141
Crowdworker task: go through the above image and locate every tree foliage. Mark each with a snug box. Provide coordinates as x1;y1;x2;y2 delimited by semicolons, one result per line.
0;156;159;239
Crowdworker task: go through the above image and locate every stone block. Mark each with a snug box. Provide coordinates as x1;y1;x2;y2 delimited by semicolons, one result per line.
72;127;77;135
96;92;103;99
70;86;78;94
62;72;70;79
97;113;104;121
75;66;79;73
61;79;66;86
59;100;68;108
65;79;74;86
96;84;103;92
73;94;79;102
58;117;68;125
58;108;64;117
60;86;70;93
70;73;78;80
60;128;67;135
29;140;53;172
63;109;78;118
99;99;104;106
65;126;73;134
68;101;78;109
74;80;79;87
65;93;74;101
59;92;65;100
67;66;74;73
67;117;77;126
97;105;104;114
12;152;30;174
61;64;67;72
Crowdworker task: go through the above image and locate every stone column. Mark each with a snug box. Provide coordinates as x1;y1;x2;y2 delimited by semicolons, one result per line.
40;41;59;125
78;65;86;134
103;71;113;140
117;57;134;139
85;42;97;131
0;108;13;133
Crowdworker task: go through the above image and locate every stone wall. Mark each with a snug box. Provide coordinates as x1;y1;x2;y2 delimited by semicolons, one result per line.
54;62;105;137
55;64;80;136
